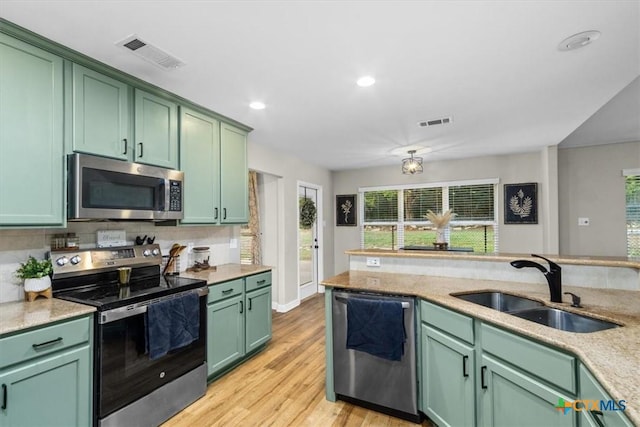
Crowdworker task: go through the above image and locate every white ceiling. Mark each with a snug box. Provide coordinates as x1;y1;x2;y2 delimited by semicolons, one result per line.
1;1;639;171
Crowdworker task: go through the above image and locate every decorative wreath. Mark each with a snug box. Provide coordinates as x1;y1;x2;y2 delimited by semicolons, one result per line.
299;197;317;229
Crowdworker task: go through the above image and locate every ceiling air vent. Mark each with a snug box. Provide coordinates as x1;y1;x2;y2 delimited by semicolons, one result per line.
418;116;452;127
116;35;185;70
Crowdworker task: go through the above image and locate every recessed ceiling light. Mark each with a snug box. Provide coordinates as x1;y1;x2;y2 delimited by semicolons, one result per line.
249;101;266;110
558;30;601;51
356;76;376;87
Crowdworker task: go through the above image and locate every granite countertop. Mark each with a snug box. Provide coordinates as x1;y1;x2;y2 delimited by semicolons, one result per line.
346;248;640;268
179;263;272;285
322;270;640;425
0;298;96;336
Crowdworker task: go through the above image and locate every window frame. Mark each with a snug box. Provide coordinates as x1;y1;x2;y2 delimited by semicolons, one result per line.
359;178;499;252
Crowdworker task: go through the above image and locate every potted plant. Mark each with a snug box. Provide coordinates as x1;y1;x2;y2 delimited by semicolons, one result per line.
16;256;53;292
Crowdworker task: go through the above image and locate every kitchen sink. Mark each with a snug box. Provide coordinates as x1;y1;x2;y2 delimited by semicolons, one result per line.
511;307;619;333
453;291;620;333
454;291;544;312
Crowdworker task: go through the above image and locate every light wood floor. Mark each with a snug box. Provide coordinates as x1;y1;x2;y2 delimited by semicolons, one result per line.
164;294;433;427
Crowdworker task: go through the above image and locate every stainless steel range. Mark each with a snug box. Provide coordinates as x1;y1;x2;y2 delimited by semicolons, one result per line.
51;244;208;427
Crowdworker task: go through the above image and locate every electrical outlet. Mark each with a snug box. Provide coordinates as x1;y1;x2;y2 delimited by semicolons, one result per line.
366;257;381;267
578;217;590;226
229;238;238;249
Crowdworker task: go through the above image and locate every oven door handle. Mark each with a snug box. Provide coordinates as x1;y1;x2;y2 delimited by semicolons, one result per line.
99;287;208;324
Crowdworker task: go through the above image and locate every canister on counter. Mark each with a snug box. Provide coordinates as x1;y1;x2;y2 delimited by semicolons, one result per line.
190;246;211;271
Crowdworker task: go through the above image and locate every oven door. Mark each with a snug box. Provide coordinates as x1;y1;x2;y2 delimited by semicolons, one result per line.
96;291;206;420
68;153;183;220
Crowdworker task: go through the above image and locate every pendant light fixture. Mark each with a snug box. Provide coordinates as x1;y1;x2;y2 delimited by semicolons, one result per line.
402;150;423;175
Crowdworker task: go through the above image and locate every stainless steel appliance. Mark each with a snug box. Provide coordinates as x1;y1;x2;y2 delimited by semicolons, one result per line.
67;153;184;221
332;290;420;423
51;244;207;427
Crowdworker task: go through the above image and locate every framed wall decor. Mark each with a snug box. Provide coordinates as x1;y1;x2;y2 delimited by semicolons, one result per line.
504;183;538;224
336;194;357;226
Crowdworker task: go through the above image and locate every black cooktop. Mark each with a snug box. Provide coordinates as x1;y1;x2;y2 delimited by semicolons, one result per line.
54;273;206;311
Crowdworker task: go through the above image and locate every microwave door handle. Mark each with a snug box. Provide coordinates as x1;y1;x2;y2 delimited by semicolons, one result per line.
164;179;171;212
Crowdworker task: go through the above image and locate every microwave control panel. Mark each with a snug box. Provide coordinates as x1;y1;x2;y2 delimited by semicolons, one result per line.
169;180;182;211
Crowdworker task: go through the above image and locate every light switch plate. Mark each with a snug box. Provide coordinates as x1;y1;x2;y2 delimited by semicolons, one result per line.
366;257;381;267
578;217;590;226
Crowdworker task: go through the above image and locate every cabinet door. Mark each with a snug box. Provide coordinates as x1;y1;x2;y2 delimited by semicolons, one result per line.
219;122;248;223
0;34;65;226
478;354;576;427
207;295;245;377
72;64;130;160
179;107;220;224
0;345;92;427
421;324;475;427
134;89;178;169
245;286;272;353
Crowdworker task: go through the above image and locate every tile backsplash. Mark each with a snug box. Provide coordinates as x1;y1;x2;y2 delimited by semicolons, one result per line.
0;222;241;303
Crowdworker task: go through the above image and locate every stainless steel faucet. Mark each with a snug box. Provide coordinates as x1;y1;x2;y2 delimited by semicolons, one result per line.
510;254;562;303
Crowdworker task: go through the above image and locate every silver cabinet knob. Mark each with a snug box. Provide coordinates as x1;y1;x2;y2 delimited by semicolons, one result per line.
56;256;69;266
70;255;82;265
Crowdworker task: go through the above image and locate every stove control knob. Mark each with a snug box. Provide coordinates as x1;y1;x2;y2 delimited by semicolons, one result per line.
70;255;82;265
56;256;69;266
143;249;151;257
152;248;160;256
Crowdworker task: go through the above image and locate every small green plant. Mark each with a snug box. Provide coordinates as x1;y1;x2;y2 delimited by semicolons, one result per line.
15;256;52;279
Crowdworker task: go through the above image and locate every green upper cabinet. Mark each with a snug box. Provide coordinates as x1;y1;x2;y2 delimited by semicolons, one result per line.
0;34;65;226
134;89;178;169
220;122;248;224
180;112;248;225
180;107;220;224
72;63;130;160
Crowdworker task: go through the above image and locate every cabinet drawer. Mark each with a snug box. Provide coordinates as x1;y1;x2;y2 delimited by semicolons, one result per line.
0;316;91;369
208;279;244;303
481;323;576;394
421;300;474;345
245;271;272;292
579;365;632;427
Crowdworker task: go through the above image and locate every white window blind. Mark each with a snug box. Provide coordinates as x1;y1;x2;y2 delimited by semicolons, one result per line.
364;190;399;222
625;175;640;256
404;187;442;222
449;184;494;221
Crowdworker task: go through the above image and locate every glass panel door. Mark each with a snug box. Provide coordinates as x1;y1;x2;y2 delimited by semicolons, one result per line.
298;185;318;295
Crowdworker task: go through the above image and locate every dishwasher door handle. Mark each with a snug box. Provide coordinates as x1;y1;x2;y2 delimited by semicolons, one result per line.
334;295;410;308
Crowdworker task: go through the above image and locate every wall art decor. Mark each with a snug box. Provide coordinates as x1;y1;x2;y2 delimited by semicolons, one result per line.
336;194;357;226
504;183;538;224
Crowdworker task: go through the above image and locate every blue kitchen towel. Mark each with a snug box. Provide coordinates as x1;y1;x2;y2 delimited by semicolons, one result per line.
146;292;200;360
346;297;406;361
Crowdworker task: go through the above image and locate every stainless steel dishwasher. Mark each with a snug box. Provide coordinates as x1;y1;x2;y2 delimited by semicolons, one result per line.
332;289;420;423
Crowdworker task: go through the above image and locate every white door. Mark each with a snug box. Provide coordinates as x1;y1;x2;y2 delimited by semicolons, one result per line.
298;183;320;300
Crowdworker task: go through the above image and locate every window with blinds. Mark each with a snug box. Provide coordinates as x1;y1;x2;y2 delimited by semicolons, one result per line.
625;175;640;256
361;180;498;253
363;190;399;249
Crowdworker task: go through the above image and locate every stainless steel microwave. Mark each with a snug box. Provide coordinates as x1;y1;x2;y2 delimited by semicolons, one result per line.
68;153;184;221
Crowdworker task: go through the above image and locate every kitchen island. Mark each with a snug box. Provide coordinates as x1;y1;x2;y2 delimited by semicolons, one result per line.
323;251;640;426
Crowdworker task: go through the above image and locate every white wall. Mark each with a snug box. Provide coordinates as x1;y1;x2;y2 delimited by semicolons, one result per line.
558;140;640;256
248;141;334;311
332;149;557;274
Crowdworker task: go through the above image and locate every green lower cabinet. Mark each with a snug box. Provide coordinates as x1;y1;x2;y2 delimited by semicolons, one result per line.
207;294;245;377
421;324;475;427
578;365;633;427
245;285;272;353
0;344;91;427
478;353;576;427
